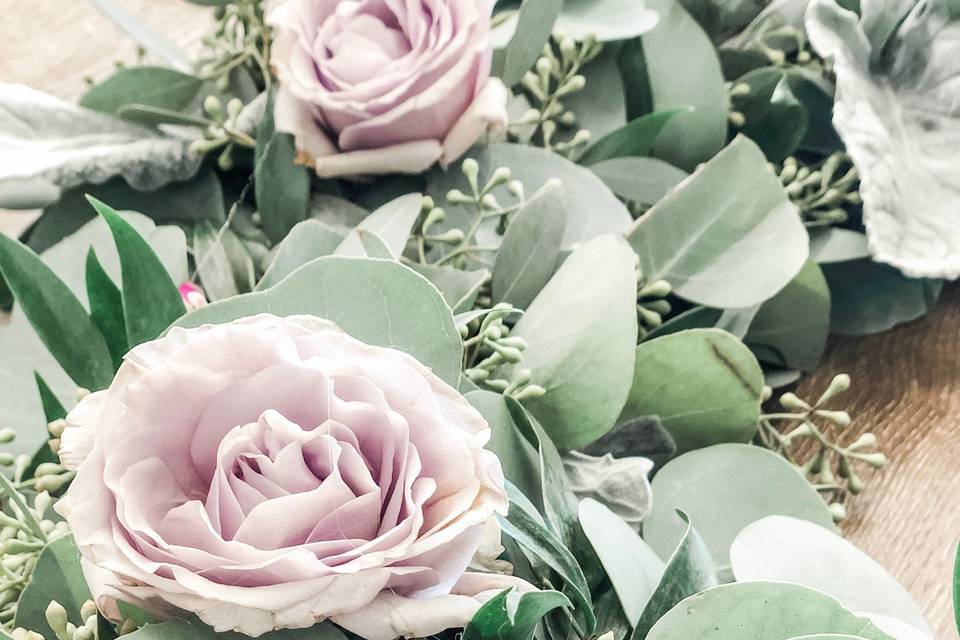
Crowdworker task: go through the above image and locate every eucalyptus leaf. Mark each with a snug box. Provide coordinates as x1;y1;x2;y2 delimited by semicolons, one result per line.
555;0;659;41
499;0;563;87
644;582;895;640
643;443;835;572
357;230;395;259
308;194;369;235
14;536;93;640
619;0;728;170
729;67;808;162
463;588;571;640
620;328;764;453
426;143;631;252
85;248;127;368
492;184;565;309
257;220;345;290
633;511;718;640
808;228;871;264
643;305;722;341
335;193;422;258
176;256;463;387
79;67;203;122
744;260;830;372
505;235;638;450
561;45;628;140
822;260;942;336
91;198;186;346
579;498;664;625
409;263;489;313
578;110;685;165
0;84;200;210
627;135;808;309
730;516;932;636
589;156;687;206
255;89;310;243
0;213;186;457
194;221;255;300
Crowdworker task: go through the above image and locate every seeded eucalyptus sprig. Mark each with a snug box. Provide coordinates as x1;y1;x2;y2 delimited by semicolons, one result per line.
510;33;601;156
198;0;272;92
757;374;887;520
776;152;861;227
634;257;673;338
461;304;545;401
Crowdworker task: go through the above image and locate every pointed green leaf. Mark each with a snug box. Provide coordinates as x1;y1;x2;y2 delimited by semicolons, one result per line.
0;233;113;390
85;248;128;368
79;67;203;121
335;193;423;258
257;219;345;290
88;196;185;346
357;230;395;259
255;90;310;243
34;372;66;423
463;588;571;640
500;0;564;86
409;263;489;313
578;109;686;165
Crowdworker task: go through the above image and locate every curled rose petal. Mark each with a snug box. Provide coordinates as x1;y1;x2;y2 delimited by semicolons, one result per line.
55;314;521;638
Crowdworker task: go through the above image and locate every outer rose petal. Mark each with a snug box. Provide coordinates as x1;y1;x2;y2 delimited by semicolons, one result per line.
274;85;338;167
314;141;443;178
332;572;534;640
440;79;509;167
58;390;106;471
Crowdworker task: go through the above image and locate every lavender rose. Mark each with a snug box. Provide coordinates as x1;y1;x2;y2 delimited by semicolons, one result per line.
56;314;527;639
267;0;508;178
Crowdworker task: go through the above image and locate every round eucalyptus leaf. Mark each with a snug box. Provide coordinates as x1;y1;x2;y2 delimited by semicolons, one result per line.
176;257;462;386
643;443;835;572
620;328;764;453
645;582;895;640
730;516;932;636
554;0;659;41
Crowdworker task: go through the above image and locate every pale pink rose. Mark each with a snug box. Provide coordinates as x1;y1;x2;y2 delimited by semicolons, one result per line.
56;314;526;639
267;0;508;178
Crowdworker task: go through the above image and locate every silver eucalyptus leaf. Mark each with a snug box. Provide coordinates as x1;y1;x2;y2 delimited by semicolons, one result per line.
806;0;960;279
0;84;201;210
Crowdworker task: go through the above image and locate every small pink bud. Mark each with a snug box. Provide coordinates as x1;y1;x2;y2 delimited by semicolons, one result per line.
179;282;208;310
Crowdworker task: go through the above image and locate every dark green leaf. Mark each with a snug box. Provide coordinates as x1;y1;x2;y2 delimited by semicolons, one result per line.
0;233;113;390
115;105;210;128
500;0;563;86
85;248;128;368
255;90;310;243
730;67;808;162
89;197;186;346
15;536;93;640
643;306;722;341
34;372;66;422
632;511;718;639
80;67;203;121
463;588;571;640
744;260;830;372
578;110;685;165
581;416;676;469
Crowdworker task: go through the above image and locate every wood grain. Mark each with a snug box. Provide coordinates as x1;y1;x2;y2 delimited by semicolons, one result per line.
2;1;959;637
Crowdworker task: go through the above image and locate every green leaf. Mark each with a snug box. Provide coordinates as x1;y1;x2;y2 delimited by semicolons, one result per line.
730;67;809;162
619;0;728;170
15;536;93;640
255;90;310;243
553;0;659;41
578;110;685;165
426;143;631;252
579;498;665;625
90;197;186;346
620;328;763;452
589;157;687;206
506;235;638;450
85;248;128;368
500;484;596;635
581;416;676;469
500;0;563;87
29;170;224;255
34;372;66;422
492;184;565;309
644;582;895;640
86;0;191;70
113;104;210;128
409;263;489;313
257;219;345;290
335;193;423;258
643;443;836;573
808;228;871;264
121;618;347;640
0;213;186;458
744;261;830;372
176;256;463;387
822;260;943;336
632;511;718;640
627;135;808;309
643;306;722;341
79;67;203;121
193;222;255;300
463;588;571;640
0;231;114;391
357;230;394;259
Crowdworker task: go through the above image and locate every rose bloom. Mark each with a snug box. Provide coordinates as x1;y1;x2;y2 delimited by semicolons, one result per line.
56;314;528;639
267;0;508;178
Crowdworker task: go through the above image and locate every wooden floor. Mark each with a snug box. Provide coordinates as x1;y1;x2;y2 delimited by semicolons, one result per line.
2;2;958;637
